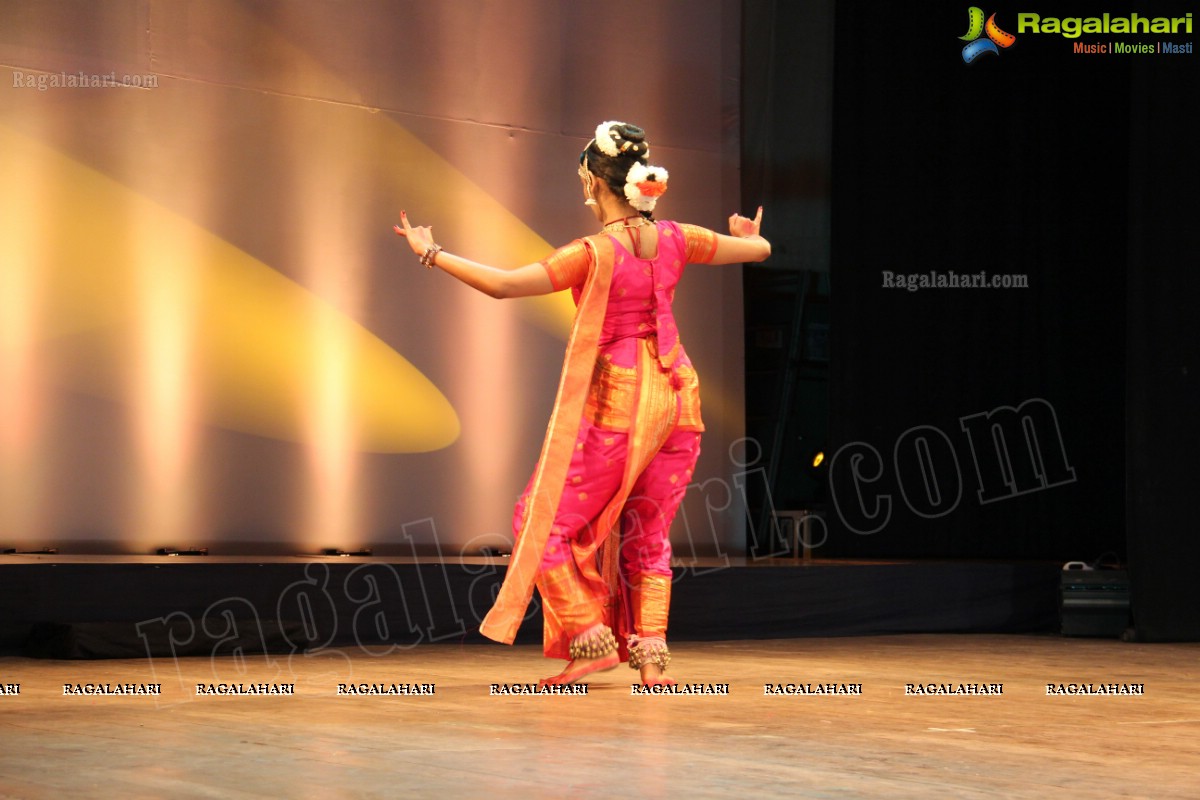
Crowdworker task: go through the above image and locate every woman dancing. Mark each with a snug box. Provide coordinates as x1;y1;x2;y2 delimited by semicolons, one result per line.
396;121;769;687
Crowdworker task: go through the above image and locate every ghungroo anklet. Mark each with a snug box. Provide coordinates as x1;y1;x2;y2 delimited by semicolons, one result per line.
628;636;671;672
568;624;618;661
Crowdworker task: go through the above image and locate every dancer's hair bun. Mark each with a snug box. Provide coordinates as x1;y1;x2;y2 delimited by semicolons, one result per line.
594;121;650;160
585;120;666;216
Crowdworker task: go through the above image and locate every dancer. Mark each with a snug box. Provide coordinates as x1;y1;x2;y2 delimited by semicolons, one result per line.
396;121;769;686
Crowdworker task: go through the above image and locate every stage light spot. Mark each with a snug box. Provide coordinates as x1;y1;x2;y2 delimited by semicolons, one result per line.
0;123;459;454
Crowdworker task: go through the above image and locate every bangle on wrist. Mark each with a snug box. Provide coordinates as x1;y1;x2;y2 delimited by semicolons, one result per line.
420;243;443;269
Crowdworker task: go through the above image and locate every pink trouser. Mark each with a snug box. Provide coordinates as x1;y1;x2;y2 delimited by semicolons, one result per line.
514;419;701;649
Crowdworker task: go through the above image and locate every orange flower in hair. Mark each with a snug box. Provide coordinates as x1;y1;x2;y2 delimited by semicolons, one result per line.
624;162;669;212
638;180;667;198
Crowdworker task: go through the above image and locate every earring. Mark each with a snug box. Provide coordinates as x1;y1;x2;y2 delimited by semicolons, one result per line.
579;162;598;206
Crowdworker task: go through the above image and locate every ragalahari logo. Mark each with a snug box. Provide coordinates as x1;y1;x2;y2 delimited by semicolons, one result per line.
960;7;1017;62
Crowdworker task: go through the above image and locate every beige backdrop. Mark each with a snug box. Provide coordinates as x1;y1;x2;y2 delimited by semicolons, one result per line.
0;0;745;557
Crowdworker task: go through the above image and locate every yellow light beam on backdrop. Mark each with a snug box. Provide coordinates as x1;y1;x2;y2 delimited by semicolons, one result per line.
226;0;578;338
289;113;369;547
177;0;576;547
130;191;202;545
0;2;583;549
0;121;50;540
0;122;460;455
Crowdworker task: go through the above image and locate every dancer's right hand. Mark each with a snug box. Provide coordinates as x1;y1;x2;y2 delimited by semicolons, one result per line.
393;210;436;257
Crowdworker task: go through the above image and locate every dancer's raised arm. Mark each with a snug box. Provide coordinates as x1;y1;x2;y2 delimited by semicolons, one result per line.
707;206;771;265
394;211;554;299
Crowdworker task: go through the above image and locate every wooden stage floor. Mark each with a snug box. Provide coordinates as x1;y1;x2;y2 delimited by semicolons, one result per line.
1;634;1197;798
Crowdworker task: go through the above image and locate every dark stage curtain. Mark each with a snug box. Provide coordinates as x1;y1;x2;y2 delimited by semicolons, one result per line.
741;0;833;272
1125;57;1200;641
825;2;1136;560
744;0;1197;638
744;1;1197;638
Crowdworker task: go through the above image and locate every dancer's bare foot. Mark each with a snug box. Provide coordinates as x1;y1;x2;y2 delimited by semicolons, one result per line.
639;663;677;687
538;651;619;688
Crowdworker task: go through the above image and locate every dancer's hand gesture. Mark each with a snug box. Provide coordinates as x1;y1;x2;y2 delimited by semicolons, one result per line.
393;211;435;257
728;206;763;238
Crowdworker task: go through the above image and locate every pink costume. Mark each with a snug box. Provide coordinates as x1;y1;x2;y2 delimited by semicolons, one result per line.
479;220;719;662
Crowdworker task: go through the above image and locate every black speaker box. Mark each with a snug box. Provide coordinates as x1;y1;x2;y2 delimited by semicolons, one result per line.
1060;567;1130;637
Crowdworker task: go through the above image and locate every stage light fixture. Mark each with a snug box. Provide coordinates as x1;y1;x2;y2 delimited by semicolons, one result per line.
320;548;373;557
155;547;208;556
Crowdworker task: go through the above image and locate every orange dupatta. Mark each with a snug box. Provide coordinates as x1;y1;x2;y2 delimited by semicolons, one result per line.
478;235;615;644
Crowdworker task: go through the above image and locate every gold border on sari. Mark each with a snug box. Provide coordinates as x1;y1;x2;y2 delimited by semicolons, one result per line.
479;235;615;645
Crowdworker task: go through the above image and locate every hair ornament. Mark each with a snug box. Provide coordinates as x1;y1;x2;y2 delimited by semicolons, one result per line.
624;162;669;212
594;121;624;157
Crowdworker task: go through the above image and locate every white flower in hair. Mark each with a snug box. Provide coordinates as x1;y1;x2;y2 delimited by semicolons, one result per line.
594;121;624;157
624;162;669;212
